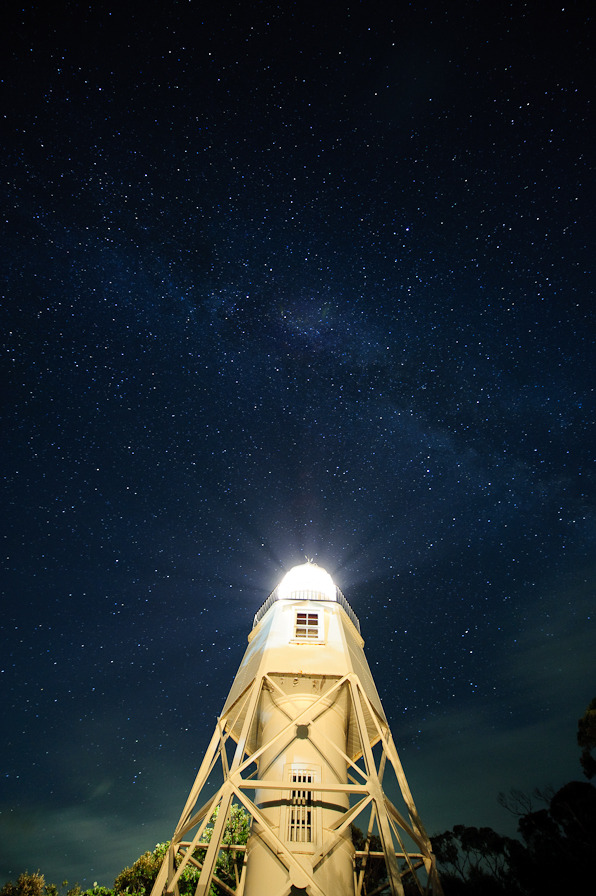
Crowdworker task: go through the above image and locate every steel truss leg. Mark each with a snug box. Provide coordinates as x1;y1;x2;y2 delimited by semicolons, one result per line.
150;672;442;896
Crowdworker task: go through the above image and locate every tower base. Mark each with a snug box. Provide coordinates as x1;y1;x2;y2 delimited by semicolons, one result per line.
149;671;443;896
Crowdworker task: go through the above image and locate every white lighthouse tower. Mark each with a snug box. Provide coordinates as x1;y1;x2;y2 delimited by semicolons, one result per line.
150;563;442;896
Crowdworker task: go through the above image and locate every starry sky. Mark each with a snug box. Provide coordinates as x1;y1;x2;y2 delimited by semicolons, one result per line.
1;0;595;888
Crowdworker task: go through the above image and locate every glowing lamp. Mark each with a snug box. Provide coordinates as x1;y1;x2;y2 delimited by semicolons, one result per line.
277;562;337;602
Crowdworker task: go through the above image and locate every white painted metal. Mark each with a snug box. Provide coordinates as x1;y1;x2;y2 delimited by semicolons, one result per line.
149;563;443;896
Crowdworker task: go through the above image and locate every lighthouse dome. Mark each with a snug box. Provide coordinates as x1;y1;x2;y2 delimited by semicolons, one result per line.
277;562;337;602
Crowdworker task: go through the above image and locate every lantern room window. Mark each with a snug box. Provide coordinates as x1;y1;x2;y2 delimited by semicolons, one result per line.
294;610;320;641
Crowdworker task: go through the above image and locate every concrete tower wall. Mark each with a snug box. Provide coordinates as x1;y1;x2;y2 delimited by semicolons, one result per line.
244;682;353;895
237;597;357;895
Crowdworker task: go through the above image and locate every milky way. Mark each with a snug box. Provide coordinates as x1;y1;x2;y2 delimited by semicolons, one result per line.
1;1;594;887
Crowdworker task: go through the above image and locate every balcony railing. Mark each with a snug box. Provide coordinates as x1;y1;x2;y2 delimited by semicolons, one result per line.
253;584;360;633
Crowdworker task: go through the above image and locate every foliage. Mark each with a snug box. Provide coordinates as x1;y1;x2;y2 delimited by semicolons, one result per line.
429;697;596;895
351;825;386;894
496;786;553;818
513;780;596;896
577;696;596;779
0;872;47;896
433;780;596;896
431;825;525;895
196;804;250;889
0;876;101;896
113;845;165;896
113;804;250;896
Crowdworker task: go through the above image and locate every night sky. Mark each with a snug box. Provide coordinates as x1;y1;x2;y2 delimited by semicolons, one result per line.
1;0;594;888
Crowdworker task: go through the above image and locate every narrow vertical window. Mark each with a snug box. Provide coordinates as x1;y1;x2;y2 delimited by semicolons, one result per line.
288;770;314;842
294;611;320;640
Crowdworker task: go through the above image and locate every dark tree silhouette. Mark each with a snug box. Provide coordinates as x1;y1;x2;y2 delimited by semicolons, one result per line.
432;695;596;895
577;696;596;779
431;825;525;895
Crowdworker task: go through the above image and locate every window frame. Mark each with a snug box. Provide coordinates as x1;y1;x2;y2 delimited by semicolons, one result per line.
292;609;323;642
283;765;320;850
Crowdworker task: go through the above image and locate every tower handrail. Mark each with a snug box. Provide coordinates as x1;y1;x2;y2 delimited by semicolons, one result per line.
253;584;360;633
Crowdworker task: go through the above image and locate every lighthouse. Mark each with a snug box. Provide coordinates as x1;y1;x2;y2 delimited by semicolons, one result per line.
150;563;442;896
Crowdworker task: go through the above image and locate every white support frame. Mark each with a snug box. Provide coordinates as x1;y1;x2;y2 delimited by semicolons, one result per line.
149;671;443;896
